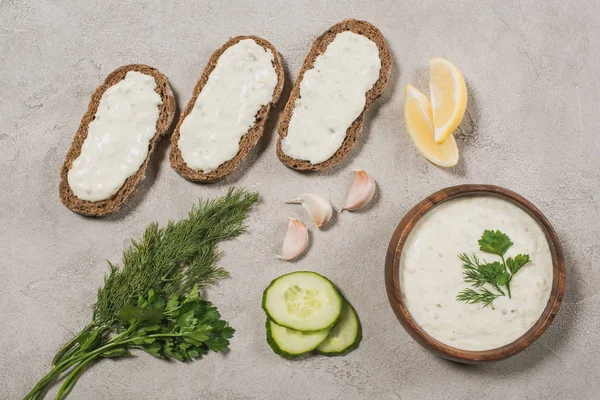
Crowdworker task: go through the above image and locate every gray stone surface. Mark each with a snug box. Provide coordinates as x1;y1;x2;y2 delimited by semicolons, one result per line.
1;0;599;399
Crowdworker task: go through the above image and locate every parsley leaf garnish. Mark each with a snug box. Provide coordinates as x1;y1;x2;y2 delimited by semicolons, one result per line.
456;230;532;307
478;229;513;256
507;254;531;276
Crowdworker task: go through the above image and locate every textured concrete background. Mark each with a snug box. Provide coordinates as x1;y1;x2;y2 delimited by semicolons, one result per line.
1;0;599;399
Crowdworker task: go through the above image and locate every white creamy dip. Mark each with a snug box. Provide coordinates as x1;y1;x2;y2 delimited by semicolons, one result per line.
400;196;553;351
281;31;381;164
177;39;278;172
68;71;162;201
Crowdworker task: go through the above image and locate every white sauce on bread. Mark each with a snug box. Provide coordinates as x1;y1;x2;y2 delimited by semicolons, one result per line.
281;31;381;164
68;71;162;201
177;39;278;172
400;196;553;351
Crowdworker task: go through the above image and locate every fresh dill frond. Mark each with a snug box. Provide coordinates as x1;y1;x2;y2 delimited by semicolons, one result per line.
93;188;259;326
456;288;500;307
458;253;487;288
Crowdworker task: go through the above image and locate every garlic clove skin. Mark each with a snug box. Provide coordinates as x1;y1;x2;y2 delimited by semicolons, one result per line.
279;218;309;261
285;194;333;228
342;170;376;212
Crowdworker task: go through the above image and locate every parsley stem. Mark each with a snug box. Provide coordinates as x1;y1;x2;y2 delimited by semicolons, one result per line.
55;354;99;400
51;323;95;367
500;255;512;299
23;355;84;399
24;323;139;400
146;333;182;339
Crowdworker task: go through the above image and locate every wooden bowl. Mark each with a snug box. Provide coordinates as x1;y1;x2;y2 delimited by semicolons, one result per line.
385;184;565;363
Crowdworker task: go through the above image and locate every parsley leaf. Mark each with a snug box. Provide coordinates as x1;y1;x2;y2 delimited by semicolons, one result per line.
478;230;513;256
506;254;530;275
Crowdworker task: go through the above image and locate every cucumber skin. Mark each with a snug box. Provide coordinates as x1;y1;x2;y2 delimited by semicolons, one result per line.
265;319;328;359
261;271;342;332
265;319;296;359
314;301;362;357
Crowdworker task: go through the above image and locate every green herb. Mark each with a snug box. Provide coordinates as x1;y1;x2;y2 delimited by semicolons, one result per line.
25;189;258;400
456;230;531;307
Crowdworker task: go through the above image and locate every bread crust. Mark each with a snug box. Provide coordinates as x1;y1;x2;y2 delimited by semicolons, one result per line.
169;35;285;182
59;64;177;217
276;19;392;171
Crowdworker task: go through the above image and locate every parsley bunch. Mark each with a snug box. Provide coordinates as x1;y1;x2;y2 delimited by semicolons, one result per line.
456;230;531;307
24;189;258;400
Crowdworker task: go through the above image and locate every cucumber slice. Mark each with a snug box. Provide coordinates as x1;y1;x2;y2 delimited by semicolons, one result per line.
316;300;361;356
262;271;342;332
266;319;330;358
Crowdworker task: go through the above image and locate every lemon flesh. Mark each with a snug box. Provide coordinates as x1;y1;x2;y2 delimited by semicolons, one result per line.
429;57;467;144
403;83;459;167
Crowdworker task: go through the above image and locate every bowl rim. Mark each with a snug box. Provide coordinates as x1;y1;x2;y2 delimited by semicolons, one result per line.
384;184;566;363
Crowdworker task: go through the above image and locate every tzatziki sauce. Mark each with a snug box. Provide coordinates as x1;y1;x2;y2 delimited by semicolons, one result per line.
281;31;381;164
177;39;278;172
68;71;162;201
400;195;553;351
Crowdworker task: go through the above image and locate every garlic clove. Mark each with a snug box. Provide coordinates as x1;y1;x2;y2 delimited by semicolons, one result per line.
342;170;376;212
285;194;333;228
279;218;309;261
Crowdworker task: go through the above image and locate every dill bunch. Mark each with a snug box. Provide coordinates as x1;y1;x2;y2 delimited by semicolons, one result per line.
25;188;259;400
94;188;258;326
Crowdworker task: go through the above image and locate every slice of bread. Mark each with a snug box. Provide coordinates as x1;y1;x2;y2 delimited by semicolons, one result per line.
59;64;177;217
169;35;285;182
276;19;392;171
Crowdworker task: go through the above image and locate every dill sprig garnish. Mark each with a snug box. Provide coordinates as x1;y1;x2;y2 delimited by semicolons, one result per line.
456;287;501;308
24;188;259;400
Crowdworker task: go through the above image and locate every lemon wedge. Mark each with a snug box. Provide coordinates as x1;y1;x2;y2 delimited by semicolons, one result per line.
403;83;459;167
429;57;467;144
